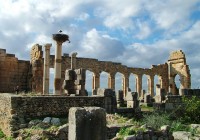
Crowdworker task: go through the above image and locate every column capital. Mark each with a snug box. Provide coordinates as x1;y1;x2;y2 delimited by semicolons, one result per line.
44;43;52;49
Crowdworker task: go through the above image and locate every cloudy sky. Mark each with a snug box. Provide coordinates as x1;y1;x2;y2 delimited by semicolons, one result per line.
0;0;200;91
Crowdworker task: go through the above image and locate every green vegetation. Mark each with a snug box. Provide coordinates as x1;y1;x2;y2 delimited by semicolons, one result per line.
142;112;171;130
0;129;13;140
170;121;190;132
181;96;200;124
140;104;154;112
0;129;5;138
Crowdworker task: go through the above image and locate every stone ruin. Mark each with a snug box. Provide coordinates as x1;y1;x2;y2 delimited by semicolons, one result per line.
0;32;198;139
0;45;192;97
63;68;88;96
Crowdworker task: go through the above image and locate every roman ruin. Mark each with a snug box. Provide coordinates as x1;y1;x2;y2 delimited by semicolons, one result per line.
0;33;197;138
0;44;191;96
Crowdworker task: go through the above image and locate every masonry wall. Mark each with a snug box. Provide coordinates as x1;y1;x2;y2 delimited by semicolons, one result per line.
0;94;12;136
0;94;105;136
0;49;30;93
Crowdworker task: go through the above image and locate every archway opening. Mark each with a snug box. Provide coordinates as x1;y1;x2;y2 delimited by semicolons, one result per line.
142;74;148;94
85;70;93;96
100;71;109;88
174;74;181;94
115;72;123;91
129;73;136;92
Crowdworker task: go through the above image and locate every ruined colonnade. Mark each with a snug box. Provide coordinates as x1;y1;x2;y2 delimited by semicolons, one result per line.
40;41;191;96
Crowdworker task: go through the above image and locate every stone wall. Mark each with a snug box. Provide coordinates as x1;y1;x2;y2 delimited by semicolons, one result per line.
0;94;12;136
0;93;105;136
0;49;30;93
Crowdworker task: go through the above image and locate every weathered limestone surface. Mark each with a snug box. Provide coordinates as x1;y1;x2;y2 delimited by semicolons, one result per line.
53;33;70;95
43;43;52;95
68;107;106;140
126;92;139;109
63;68;88;96
0;94;13;136
97;88;117;113
0;94;105;137
0;49;30;93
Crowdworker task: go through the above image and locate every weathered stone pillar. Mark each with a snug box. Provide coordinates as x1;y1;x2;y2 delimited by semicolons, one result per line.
71;52;77;69
136;74;142;97
147;75;154;97
53;32;70;95
43;43;52;95
122;75;129;98
92;73;100;95
68;107;106;140
108;73;115;90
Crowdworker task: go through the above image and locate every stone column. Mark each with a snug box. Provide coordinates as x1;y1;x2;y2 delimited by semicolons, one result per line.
108;73;115;90
122;75;129;98
147;75;154;97
136;74;142;97
71;52;77;69
43;43;52;95
53;33;70;95
92;73;100;95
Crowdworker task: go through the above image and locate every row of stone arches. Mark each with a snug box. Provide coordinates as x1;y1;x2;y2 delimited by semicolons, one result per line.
85;70;182;96
48;68;182;96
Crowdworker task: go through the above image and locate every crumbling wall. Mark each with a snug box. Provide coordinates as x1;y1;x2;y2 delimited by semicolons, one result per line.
0;94;12;136
0;93;105;137
168;50;191;94
0;49;30;93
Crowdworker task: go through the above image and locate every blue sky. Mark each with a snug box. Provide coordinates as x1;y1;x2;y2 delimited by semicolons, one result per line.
0;0;200;92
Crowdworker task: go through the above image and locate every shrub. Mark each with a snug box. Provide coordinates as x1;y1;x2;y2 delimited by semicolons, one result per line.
118;127;136;137
170;121;190;132
0;129;5;138
142;112;171;130
181;96;200;123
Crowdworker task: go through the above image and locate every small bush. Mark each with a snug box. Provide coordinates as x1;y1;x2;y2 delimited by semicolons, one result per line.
170;121;190;132
142;112;171;130
118;127;136;137
181;96;200;123
0;129;5;138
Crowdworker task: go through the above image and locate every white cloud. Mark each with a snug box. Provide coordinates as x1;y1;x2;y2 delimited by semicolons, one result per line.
145;0;199;31
0;0;199;90
135;21;151;39
95;0;142;30
76;13;90;21
79;28;125;60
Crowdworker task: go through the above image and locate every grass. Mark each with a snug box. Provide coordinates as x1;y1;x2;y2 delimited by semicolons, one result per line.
140;104;154;112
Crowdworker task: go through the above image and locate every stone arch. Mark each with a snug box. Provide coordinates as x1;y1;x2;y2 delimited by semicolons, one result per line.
168;50;191;94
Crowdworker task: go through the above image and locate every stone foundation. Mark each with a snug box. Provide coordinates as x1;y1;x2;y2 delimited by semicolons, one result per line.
0;93;105;137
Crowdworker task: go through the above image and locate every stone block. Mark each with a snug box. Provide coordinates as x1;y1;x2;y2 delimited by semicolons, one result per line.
173;131;190;140
116;90;123;100
144;94;151;103
97;88;115;97
68;107;106;140
126;92;138;101
165;103;174;110
116;90;124;107
74;80;85;85
65;69;76;80
75;90;88;96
